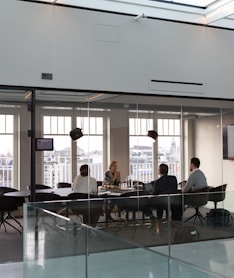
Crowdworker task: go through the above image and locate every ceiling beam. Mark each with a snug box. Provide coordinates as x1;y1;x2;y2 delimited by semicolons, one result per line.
206;0;234;24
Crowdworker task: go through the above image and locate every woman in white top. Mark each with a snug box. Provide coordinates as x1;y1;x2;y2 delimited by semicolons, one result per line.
73;164;97;194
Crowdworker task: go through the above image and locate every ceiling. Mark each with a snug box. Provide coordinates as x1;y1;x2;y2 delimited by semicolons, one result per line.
23;0;234;30
1;88;234;119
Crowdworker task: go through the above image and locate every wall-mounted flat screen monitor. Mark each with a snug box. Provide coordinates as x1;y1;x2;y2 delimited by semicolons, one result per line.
223;125;234;160
35;138;54;151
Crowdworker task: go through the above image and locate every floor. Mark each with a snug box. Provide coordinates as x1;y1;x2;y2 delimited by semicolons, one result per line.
154;239;234;277
1;239;233;278
1;208;234;278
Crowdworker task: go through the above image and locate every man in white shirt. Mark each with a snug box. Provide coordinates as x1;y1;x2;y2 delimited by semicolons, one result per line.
182;157;207;193
73;164;97;194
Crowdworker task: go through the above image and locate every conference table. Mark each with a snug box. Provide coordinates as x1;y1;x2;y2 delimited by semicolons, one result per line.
4;186;138;225
4;186;136;199
4;187;183;226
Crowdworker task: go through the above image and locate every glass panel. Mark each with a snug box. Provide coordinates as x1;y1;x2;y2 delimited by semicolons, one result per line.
129;117;154;183
0;114;5;133
57;117;65;134
76;116;103;181
157;136;180;180
129;136;154;183
23;200;219;278
43;135;71;186
6;115;14;133
50;116;58;134
43;116;72;186
43;116;51;134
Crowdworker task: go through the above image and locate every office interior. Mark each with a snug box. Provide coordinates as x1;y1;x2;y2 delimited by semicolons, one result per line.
1;90;234;193
1;0;234;277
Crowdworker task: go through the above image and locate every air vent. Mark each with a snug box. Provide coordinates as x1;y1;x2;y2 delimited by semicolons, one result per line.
149;79;204;95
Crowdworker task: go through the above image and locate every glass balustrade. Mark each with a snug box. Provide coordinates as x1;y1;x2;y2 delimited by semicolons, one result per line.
23;190;232;278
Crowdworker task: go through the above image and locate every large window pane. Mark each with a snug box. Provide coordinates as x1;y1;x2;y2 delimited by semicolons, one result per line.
0;114;14;187
43;116;71;187
76;117;103;181
129;118;154;183
158;119;181;181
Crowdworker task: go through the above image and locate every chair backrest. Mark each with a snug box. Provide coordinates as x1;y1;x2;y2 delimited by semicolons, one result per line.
143;182;153;194
57;182;72;188
67;192;95;200
118;190;149;211
0;196;17;211
208;184;227;203
33;193;63;212
149;191;182;209
0;187;16;210
96;181;103;187
184;186;210;208
0;186;18;196
34;193;62;202
28;184;51;190
0;187;24;207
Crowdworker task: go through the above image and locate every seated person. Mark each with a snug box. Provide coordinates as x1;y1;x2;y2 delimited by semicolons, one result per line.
152;163;181;221
73;164;97;194
103;161;121;219
103;160;121;186
182;157;207;193
73;164;102;226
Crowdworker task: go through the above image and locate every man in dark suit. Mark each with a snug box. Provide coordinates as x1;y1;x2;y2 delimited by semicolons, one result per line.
152;164;182;220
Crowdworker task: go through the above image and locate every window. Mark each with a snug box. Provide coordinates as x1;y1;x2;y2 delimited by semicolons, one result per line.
0;114;14;187
129;117;154;183
129;117;181;183
76;116;103;181
43;116;71;187
157;119;181;181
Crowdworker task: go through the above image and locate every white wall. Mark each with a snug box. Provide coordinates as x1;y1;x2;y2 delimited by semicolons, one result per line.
193;111;234;192
1;0;234;99
109;110;129;180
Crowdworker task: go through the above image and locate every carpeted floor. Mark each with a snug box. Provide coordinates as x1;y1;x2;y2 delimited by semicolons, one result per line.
0;218;23;263
1;206;234;264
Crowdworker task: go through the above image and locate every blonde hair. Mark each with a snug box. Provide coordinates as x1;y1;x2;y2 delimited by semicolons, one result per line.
109;160;117;170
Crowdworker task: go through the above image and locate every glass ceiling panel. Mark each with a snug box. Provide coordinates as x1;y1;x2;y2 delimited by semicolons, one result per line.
20;0;234;29
152;0;215;8
44;0;223;9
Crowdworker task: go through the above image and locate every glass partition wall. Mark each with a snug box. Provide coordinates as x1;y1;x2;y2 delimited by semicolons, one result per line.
32;92;228;189
0;89;232;199
1;88;234;276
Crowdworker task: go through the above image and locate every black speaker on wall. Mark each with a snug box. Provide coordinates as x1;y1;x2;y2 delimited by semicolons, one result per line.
147;130;158;141
70;128;83;141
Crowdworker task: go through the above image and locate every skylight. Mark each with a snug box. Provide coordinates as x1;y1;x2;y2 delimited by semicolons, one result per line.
20;0;234;29
152;0;215;8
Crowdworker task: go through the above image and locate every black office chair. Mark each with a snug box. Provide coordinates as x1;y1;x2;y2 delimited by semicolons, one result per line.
34;192;62;202
208;184;227;209
133;181;144;190
184;187;210;225
67;193;104;226
0;187;24;233
149;190;183;221
28;184;51;190
97;181;103;187
33;192;63;213
57;182;72;188
31;193;66;234
117;191;149;222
